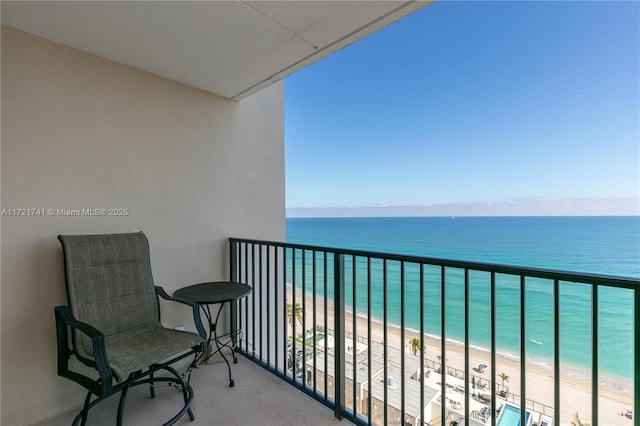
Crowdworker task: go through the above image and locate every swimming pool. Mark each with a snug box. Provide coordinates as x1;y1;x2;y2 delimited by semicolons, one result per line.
305;333;324;346
496;404;531;426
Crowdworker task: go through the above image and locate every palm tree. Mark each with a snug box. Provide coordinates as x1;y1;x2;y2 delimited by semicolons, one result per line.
435;355;447;373
436;355;447;363
286;302;303;336
408;338;421;356
572;412;590;426
499;372;509;387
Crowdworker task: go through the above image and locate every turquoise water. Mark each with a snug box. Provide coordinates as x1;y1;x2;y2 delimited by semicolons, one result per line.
496;404;531;426
286;216;639;383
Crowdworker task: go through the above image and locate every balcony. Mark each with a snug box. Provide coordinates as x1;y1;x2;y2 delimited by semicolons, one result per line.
228;238;638;426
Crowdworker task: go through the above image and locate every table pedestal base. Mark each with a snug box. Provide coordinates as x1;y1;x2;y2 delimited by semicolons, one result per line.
200;301;240;387
174;282;252;388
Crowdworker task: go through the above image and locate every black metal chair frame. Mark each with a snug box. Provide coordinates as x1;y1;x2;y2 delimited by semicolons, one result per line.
55;234;208;426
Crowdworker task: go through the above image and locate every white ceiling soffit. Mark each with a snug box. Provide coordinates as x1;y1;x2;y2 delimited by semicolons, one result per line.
1;1;433;101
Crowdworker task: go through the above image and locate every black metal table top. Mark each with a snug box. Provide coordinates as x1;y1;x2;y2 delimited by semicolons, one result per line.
174;281;252;304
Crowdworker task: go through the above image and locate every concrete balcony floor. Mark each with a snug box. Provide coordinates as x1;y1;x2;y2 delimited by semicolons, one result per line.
35;356;345;426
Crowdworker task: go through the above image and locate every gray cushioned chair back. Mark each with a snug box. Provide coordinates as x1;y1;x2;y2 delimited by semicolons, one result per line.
58;232;159;359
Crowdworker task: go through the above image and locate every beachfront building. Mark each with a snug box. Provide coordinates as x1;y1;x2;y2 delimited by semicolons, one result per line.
300;333;441;426
366;373;437;426
299;336;377;414
302;331;553;426
362;344;439;426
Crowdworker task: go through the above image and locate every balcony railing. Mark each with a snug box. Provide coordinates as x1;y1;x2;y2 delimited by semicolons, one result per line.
229;238;638;426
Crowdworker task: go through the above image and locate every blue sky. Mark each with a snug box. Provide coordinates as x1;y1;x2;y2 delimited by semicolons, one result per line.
284;1;639;217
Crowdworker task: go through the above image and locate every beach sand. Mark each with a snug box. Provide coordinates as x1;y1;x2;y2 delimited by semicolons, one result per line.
285;285;634;426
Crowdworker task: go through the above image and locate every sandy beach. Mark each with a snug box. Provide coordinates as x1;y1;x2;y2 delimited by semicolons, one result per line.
285;285;634;426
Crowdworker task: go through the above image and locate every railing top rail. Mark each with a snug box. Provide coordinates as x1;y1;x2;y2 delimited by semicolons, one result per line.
229;237;640;289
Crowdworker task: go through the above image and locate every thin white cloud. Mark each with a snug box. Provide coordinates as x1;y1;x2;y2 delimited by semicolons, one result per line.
287;197;640;218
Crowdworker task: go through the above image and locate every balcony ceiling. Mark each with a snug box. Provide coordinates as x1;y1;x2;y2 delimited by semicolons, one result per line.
1;1;431;100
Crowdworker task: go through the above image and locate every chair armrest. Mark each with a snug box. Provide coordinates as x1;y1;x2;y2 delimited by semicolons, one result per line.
155;286;208;341
56;305;102;339
55;306;114;397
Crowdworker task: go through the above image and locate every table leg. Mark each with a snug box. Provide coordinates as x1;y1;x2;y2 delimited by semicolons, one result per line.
212;301;235;387
186;302;242;387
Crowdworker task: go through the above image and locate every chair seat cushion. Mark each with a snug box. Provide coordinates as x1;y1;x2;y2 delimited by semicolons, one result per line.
85;324;204;382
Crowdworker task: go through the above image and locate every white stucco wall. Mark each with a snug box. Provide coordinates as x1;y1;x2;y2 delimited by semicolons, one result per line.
1;26;285;424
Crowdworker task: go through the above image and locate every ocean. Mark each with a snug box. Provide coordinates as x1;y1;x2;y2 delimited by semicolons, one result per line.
285;216;639;386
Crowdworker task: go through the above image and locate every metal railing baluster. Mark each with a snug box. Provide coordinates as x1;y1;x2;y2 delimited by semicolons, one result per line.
274;246;279;371
635;287;639;426
554;279;560;426
353;255;357;417
324;252;328;402
419;263;424;426
292;248;296;381
266;245;270;366
400;261;405;426
252;243;257;359
259;244;263;361
282;247;288;374
230;241;238;348
464;268;469;426
592;283;599;425
441;266;446;426
334;253;345;419
520;275;526;426
383;259;388;426
302;249;306;388
491;272;496;426
244;242;249;354
367;257;372;426
313;250;317;393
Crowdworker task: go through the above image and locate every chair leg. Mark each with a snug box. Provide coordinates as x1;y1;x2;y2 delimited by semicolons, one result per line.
72;391;93;426
172;365;195;422
149;371;156;398
161;366;195;425
186;352;199;385
116;385;130;426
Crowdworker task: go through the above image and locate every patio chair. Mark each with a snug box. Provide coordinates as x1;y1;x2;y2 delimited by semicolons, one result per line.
55;232;207;426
